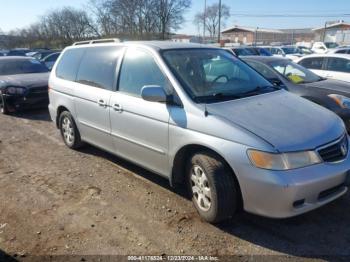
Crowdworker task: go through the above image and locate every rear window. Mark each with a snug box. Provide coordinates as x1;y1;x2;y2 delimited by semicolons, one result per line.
0;59;49;75
76;46;121;90
56;48;85;81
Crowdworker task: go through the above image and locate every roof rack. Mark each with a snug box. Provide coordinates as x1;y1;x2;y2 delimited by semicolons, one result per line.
73;38;120;46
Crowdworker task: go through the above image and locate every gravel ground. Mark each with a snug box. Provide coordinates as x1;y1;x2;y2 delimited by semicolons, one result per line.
0;109;349;261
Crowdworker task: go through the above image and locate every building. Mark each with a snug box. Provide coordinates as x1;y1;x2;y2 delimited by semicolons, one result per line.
313;21;350;44
221;25;314;45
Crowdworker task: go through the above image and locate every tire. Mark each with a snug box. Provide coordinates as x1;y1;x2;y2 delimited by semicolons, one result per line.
0;94;9;115
187;151;239;223
59;111;84;149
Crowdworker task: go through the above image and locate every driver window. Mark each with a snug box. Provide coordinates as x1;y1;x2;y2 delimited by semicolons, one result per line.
119;48;171;96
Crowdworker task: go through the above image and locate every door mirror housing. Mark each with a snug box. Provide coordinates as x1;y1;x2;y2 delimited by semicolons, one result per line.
141;85;169;103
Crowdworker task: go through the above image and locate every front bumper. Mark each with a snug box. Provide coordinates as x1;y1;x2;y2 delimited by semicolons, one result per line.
3;93;49;112
238;157;350;218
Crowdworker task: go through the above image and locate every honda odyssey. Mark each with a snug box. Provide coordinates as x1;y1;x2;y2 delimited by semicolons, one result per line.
49;40;350;223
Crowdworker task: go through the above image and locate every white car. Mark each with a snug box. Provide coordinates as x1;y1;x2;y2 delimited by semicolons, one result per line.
296;54;350;82
263;46;303;61
311;42;339;54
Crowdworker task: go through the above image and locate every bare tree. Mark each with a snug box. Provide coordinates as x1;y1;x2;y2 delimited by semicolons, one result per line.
5;0;191;49
193;3;230;39
156;0;191;39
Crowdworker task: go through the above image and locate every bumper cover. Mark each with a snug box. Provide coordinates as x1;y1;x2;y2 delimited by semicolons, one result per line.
3;93;49;111
240;159;350;218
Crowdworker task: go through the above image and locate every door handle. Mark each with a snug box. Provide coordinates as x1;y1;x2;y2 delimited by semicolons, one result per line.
112;103;123;112
97;99;107;107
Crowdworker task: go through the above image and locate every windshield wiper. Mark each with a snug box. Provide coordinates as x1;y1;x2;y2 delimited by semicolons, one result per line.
238;85;276;97
194;86;277;103
194;92;242;103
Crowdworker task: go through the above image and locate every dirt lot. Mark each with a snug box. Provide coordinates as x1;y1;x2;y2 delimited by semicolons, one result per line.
0;109;350;261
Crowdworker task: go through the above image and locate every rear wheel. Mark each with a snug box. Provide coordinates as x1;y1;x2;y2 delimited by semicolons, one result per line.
59;111;83;149
187;151;240;223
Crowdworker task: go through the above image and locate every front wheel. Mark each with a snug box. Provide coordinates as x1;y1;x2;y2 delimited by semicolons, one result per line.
0;94;9;115
187;151;240;223
59;111;83;149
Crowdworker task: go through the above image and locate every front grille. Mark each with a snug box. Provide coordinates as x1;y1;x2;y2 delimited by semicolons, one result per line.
318;135;348;163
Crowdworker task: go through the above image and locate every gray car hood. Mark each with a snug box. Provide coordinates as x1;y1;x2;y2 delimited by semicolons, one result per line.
206;90;344;152
0;72;50;89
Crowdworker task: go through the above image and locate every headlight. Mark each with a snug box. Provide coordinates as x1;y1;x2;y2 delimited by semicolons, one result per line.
5;87;26;95
247;149;322;170
328;94;350;109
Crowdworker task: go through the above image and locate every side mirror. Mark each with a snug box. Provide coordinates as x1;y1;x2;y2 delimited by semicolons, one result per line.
141;85;168;103
270;78;286;89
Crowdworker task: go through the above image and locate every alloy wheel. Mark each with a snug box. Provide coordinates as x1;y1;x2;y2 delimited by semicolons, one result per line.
190;165;212;212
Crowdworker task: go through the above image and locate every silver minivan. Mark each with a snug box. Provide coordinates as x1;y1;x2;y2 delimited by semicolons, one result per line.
49;40;350;223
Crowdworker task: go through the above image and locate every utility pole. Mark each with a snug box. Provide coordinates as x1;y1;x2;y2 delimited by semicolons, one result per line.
218;0;222;43
323;21;328;42
203;0;206;43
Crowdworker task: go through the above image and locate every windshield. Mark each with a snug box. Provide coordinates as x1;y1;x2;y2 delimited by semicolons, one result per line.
281;47;301;54
269;60;322;84
0;59;49;75
162;49;276;103
325;42;339;49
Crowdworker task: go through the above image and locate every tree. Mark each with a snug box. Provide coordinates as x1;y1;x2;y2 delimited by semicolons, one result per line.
193;3;230;39
156;0;192;39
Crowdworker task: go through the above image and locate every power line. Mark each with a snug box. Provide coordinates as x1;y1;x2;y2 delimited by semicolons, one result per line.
230;13;350;18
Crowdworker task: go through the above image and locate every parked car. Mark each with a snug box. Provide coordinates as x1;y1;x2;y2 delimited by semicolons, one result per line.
328;48;350;54
297;46;314;55
242;56;350;131
262;46;303;61
49;41;350;223
6;48;32;56
41;52;61;70
0;57;50;114
27;49;60;60
228;46;272;57
312;42;339;54
297;54;350;82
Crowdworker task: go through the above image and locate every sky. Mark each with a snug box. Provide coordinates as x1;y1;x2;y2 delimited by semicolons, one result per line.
0;0;350;35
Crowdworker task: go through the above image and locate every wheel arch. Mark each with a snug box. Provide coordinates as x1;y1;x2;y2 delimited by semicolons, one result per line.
170;144;243;207
56;105;70;128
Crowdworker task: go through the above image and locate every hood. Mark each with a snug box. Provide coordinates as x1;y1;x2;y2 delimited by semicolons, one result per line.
0;72;50;89
206;90;344;152
303;79;350;95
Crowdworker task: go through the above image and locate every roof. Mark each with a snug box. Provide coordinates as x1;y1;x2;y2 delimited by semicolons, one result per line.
0;56;33;61
68;40;216;51
280;28;314;34
222;25;283;34
313;21;350;31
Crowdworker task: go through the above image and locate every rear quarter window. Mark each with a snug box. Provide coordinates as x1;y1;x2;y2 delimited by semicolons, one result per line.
56;48;85;81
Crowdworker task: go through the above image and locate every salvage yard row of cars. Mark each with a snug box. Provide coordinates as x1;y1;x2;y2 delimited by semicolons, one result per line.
2;39;350;223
